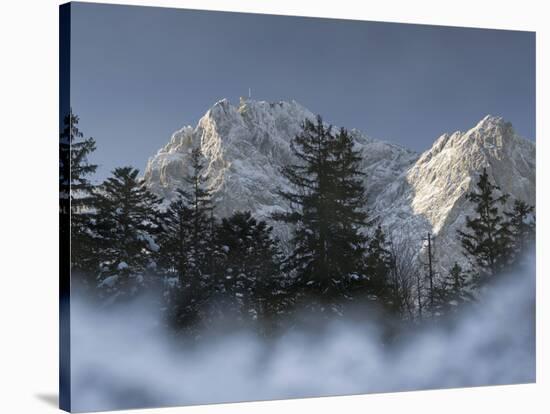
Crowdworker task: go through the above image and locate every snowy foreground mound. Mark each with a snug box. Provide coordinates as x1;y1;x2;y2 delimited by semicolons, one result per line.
144;98;535;270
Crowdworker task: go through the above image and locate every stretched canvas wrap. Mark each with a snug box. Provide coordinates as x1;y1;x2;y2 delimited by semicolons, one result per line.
59;2;536;412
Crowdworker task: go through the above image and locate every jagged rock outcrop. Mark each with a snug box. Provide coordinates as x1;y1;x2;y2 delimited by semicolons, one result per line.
375;115;535;270
144;99;535;271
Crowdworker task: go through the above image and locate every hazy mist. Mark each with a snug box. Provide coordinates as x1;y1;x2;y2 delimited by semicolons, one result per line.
70;254;535;412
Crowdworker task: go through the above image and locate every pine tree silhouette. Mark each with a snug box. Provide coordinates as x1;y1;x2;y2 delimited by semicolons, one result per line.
331;127;369;286
433;262;473;316
216;211;284;326
505;199;535;258
274;116;369;312
457;168;512;285
364;224;395;309
93;167;162;298
61;111;98;276
167;147;218;328
185;147;216;281
157;189;192;284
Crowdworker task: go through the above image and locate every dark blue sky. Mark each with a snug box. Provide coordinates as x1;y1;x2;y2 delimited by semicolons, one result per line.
69;2;535;182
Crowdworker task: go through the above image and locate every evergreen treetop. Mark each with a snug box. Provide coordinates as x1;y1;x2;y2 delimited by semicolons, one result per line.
457;167;512;282
61;111;99;275
92;167;162;296
505;199;535;256
274;116;369;308
156;188;193;284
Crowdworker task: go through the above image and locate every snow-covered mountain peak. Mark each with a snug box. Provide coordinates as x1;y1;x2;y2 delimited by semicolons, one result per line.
456;114;522;152
474;114;507;130
419;114;530;170
205;98;240;119
144;97;417;223
238;97;312;116
144;101;535;272
375;115;535;271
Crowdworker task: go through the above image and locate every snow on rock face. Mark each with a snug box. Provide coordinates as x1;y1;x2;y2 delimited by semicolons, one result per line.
375;115;536;271
144;98;417;231
145;99;317;221
144;100;535;271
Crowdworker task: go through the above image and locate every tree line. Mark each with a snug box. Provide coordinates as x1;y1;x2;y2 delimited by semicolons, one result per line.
62;111;535;333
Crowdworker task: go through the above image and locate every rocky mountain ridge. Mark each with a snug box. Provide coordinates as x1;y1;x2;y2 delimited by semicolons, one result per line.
144;98;535;271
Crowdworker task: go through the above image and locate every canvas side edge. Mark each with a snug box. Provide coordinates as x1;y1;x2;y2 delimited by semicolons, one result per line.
59;2;72;412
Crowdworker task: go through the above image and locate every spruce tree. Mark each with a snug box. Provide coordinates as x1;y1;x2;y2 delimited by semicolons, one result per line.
216;211;283;322
168;147;218;327
274;116;369;309
364;225;395;310
59;114;71;216
156;189;192;284
331;128;369;283
93;167;162;297
457;168;512;284
433;262;472;316
505;199;535;257
184;147;216;282
60;111;98;275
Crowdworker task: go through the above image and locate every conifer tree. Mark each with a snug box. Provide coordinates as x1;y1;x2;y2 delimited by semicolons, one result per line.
433;262;472;316
168;148;218;327
274;116;369;308
457;168;512;285
93;167;162;297
183;147;216;282
505;199;535;257
59;114;71;215
364;225;395;309
60;111;98;274
331;128;369;282
216;211;283;322
156;189;192;284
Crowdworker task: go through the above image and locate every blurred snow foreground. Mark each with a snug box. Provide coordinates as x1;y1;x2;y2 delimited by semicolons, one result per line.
71;253;535;412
